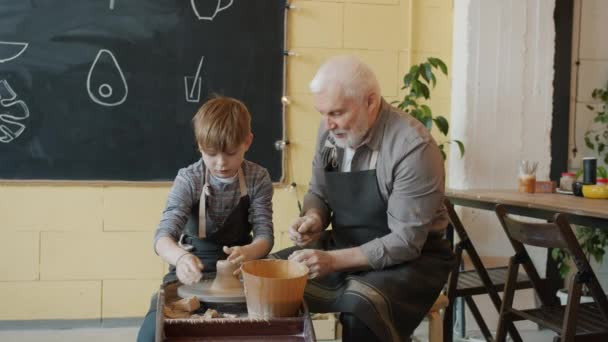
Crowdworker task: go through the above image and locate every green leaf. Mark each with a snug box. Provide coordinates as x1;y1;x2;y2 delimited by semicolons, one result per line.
599;166;608;179
435;58;448;75
434;116;449;135
423;116;433;130
410;109;423;123
420;83;430;99
440;148;446;160
409;65;420;79
420;104;432;119
423;63;433;85
411;80;420;97
559;263;571;279
455;140;465;157
399;98;414;108
551;248;562;260
587;105;595;111
599;143;605;154
428;57;439;68
430;73;437;88
585;136;595;149
403;73;413;88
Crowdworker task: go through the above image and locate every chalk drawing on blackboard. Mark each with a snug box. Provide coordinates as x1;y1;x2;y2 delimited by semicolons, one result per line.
191;0;233;21
86;49;128;107
0;41;29;63
0;80;30;143
109;0;115;10
184;56;205;103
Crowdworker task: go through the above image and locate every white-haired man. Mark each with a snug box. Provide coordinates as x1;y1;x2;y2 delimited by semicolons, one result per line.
273;56;455;342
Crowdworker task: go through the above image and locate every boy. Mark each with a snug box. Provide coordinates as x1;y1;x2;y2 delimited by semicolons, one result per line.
137;96;274;342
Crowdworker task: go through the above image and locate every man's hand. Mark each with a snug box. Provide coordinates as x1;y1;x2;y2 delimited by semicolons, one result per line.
288;249;336;279
288;214;323;247
176;253;203;285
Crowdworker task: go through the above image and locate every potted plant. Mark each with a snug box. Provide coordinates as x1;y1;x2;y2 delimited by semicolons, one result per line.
551;225;608;304
395;57;464;160
574;166;608;181
584;81;608;166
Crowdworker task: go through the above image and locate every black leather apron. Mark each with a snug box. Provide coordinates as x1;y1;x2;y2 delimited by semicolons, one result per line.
273;148;454;341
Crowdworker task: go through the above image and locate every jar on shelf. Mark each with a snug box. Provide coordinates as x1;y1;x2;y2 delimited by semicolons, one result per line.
597;178;608;187
559;172;575;192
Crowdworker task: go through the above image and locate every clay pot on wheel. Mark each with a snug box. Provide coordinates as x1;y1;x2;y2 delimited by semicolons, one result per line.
210;260;241;291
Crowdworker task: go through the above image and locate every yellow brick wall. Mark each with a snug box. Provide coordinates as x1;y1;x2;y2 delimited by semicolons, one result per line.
0;0;452;320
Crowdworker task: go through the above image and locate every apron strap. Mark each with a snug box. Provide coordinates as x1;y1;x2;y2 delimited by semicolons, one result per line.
198;167;246;238
369;150;378;169
238;167;247;198
198;168;210;238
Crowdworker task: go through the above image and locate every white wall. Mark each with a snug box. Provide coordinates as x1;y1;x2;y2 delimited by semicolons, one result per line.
570;0;608;169
449;0;556;335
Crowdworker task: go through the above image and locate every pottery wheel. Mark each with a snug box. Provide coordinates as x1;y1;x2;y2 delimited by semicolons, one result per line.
177;278;246;303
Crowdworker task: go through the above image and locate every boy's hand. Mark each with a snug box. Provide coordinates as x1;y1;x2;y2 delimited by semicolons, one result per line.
288;214;322;247
223;245;254;275
176;253;204;285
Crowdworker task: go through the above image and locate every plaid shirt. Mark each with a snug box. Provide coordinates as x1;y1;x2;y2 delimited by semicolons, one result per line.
154;159;274;249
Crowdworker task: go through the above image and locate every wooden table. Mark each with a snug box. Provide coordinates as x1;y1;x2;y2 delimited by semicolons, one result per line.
446;189;608;230
445;188;608;338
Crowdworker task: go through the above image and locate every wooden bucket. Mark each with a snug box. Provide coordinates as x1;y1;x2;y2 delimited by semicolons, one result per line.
241;259;308;318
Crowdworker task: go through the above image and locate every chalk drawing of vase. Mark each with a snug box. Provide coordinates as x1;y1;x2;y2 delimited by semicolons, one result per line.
86;49;128;107
0;41;29;63
191;0;233;21
0;80;30;143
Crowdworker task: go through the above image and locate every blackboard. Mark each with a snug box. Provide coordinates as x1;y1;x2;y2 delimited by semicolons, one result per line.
0;0;285;181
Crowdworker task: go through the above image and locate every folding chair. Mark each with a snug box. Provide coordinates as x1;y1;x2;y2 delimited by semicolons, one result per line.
443;199;533;342
495;204;608;342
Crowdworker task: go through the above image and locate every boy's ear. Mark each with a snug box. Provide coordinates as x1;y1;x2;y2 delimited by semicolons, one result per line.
244;133;253;150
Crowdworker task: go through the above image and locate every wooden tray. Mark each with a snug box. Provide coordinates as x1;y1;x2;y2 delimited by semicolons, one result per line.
155;282;316;341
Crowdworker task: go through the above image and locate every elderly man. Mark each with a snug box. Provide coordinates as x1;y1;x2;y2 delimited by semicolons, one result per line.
274;56;455;342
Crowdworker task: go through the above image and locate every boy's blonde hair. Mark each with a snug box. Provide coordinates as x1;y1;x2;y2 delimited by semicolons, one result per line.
192;96;251;152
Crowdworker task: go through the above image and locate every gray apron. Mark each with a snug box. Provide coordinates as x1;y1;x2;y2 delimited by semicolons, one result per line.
165;167;252;281
274;147;454;342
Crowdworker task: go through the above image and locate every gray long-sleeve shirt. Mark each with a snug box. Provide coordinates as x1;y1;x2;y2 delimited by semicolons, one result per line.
303;99;448;270
154;159;274;249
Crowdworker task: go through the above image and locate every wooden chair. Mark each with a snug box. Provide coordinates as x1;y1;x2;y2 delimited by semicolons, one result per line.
494;204;608;342
427;293;449;342
443;199;533;342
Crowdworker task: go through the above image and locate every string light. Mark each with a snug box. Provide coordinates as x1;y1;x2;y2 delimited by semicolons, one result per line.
274;140;289;151
284;182;302;213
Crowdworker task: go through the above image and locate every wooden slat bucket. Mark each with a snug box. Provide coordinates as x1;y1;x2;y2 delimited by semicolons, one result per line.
241;259;308;318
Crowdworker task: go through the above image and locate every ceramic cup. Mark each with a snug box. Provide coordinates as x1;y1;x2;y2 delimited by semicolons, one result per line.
572;181;584;197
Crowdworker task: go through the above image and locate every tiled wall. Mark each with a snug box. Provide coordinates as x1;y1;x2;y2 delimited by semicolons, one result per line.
0;0;453;320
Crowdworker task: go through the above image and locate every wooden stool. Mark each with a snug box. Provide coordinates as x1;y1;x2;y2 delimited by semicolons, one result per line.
427;293;449;342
